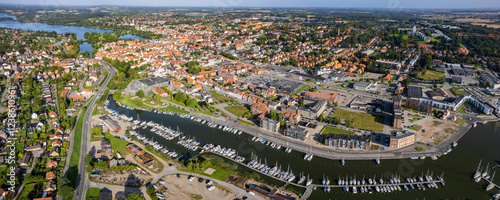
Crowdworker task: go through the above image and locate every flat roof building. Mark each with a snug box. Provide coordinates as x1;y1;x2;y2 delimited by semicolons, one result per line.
98;115;121;133
260;117;280;133
407;86;423;98
284;125;308;141
389;131;415;148
320;134;371;150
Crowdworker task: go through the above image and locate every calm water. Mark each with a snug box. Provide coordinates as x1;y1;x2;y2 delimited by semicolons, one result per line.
106;97;500;199
0;13;16;20
0;14;145;57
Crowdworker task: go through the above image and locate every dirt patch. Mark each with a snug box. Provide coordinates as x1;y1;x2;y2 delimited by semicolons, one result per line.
414;117;460;145
226;175;249;189
471;23;500;28
455;18;495;23
204;168;216;175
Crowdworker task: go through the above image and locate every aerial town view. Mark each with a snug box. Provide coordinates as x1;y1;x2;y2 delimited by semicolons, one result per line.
1;0;500;199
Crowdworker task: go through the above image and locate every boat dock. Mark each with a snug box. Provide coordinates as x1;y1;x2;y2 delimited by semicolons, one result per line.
298;179;445;199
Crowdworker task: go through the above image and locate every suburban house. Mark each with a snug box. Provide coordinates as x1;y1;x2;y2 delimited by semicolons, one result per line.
48;147;61;157
46;159;58;168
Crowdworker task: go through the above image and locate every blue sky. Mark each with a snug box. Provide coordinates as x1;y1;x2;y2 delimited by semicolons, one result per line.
4;0;500;9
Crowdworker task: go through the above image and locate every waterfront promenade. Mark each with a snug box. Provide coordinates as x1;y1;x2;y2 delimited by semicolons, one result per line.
189;112;482;160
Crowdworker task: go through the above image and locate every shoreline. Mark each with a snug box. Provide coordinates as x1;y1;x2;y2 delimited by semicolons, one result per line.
112;97;498;161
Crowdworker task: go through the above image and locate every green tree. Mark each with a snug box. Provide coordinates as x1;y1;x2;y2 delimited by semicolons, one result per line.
345;120;351;127
136;90;145;98
186;98;199;108
174;92;187;103
318;113;324;122
269;110;277;119
153;94;162;102
125;193;146;200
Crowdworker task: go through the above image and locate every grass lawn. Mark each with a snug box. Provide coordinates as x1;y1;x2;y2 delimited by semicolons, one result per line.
67;106;87;186
417;70;445;81
238;119;256;126
408;125;422;131
91;108;104;116
451;88;469;96
455;118;467;126
115;94;154;109
19;183;36;200
158;105;189;114
291;84;311;96
86;187;101;200
105;133;131;156
457;104;467;114
210;91;232;102
321;126;355;135
193;110;216;116
224;105;249;117
410;115;423;122
329;109;384;132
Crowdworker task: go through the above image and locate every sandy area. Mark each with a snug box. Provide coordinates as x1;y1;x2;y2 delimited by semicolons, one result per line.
157;175;237;200
414;117;460;145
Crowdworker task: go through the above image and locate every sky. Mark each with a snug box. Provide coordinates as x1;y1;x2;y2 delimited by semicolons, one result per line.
4;0;500;9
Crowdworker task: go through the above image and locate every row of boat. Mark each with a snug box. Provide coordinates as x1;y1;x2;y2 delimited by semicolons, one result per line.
336;182;437;194
251;137;292;152
202;143;245;162
473;160;500;196
246;159;297;183
177;138;200;151
128;131;179;157
322;174;444;193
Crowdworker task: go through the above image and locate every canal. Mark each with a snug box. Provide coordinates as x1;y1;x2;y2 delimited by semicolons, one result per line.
107;97;500;199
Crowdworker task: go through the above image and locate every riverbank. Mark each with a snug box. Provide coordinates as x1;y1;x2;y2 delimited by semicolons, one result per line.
111;95;499;160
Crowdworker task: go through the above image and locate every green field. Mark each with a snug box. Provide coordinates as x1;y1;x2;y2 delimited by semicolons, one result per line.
329;109;384;132
321;126;355;135
408;125;422;131
67;106;87;186
455;118;467;126
224;105;249;117
417;70;445;81
451;88;469;96
291;84;311;96
238;119;256;126
18;183;36;200
410;115;423;122
158;105;189;114
210;91;232;102
86;188;101;200
105;133;131;156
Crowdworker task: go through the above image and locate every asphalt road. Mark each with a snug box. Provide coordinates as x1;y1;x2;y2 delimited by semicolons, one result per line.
74;62;115;200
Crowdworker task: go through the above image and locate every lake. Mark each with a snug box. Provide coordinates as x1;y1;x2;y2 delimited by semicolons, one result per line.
0;14;145;57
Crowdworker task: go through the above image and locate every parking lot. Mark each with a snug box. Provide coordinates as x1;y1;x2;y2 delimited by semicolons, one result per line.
153;174;240;200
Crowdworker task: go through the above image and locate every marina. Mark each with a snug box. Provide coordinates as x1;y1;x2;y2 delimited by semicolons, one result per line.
105;97;500;199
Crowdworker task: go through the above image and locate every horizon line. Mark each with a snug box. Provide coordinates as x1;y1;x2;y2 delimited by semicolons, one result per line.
1;3;500;10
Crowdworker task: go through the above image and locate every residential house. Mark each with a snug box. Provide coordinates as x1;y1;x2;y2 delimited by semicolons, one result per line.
51;140;63;147
48;147;61;157
18;152;32;167
46;170;56;180
250;103;270;115
46;159;58;168
24;144;42;151
44;180;57;192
